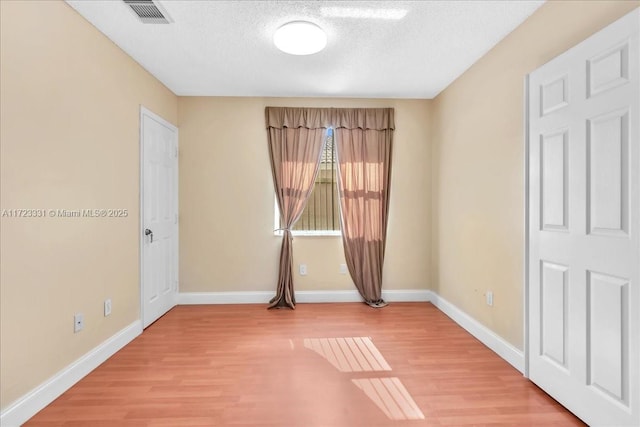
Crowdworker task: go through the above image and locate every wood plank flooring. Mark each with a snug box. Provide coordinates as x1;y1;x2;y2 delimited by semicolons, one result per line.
26;303;585;426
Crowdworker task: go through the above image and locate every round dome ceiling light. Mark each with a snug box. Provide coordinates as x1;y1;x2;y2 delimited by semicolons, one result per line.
273;21;327;55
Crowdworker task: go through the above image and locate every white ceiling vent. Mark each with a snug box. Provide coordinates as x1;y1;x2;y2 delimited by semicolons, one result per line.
123;0;172;24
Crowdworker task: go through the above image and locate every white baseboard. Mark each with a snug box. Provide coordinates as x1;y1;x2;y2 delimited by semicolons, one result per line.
0;320;142;427
428;292;525;373
178;291;273;304
383;289;432;302
178;289;431;305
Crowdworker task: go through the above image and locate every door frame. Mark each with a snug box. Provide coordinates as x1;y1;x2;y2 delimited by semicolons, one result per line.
523;75;531;378
139;105;179;328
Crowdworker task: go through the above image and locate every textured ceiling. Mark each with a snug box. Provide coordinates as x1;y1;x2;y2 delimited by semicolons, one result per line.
66;0;545;99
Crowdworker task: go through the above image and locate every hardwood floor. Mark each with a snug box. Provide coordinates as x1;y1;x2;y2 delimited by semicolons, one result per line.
26;303;584;426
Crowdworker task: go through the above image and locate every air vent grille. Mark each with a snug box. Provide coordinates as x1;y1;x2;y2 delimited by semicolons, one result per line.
123;0;172;24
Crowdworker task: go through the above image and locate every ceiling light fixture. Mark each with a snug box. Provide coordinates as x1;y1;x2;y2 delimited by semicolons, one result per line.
273;21;327;55
320;7;407;20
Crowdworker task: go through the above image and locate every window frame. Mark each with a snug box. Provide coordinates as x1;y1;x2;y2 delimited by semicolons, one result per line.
273;196;342;237
273;128;341;237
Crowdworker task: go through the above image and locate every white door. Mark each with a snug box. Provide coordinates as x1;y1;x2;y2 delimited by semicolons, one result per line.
528;9;639;426
141;106;178;328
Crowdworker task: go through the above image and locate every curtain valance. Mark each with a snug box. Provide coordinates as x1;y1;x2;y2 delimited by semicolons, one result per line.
265;107;395;131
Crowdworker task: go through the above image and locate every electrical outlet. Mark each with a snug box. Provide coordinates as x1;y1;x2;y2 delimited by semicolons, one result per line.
74;313;84;333
299;264;308;276
486;291;494;307
340;263;348;274
104;299;112;317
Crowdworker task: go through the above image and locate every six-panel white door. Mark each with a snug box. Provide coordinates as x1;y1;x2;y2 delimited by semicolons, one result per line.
141;107;178;328
528;9;639;426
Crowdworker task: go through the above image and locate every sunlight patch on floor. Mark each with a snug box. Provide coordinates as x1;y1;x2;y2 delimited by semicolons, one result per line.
352;377;425;421
303;337;392;372
302;336;424;421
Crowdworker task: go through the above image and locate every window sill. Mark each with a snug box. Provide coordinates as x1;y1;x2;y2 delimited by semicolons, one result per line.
274;230;342;237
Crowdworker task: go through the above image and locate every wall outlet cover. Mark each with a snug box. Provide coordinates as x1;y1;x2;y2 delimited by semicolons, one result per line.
74;313;84;333
486;291;494;307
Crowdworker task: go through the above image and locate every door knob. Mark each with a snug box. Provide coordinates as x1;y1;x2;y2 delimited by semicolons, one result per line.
145;228;153;243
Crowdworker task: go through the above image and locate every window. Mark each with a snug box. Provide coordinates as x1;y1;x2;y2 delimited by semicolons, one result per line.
275;129;341;235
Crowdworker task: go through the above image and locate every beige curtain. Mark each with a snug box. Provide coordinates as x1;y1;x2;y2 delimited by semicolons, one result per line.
265;107;328;309
334;108;394;307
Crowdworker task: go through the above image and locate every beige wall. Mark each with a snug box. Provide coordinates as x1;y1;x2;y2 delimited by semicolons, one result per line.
0;0;178;409
431;0;639;349
178;97;432;293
